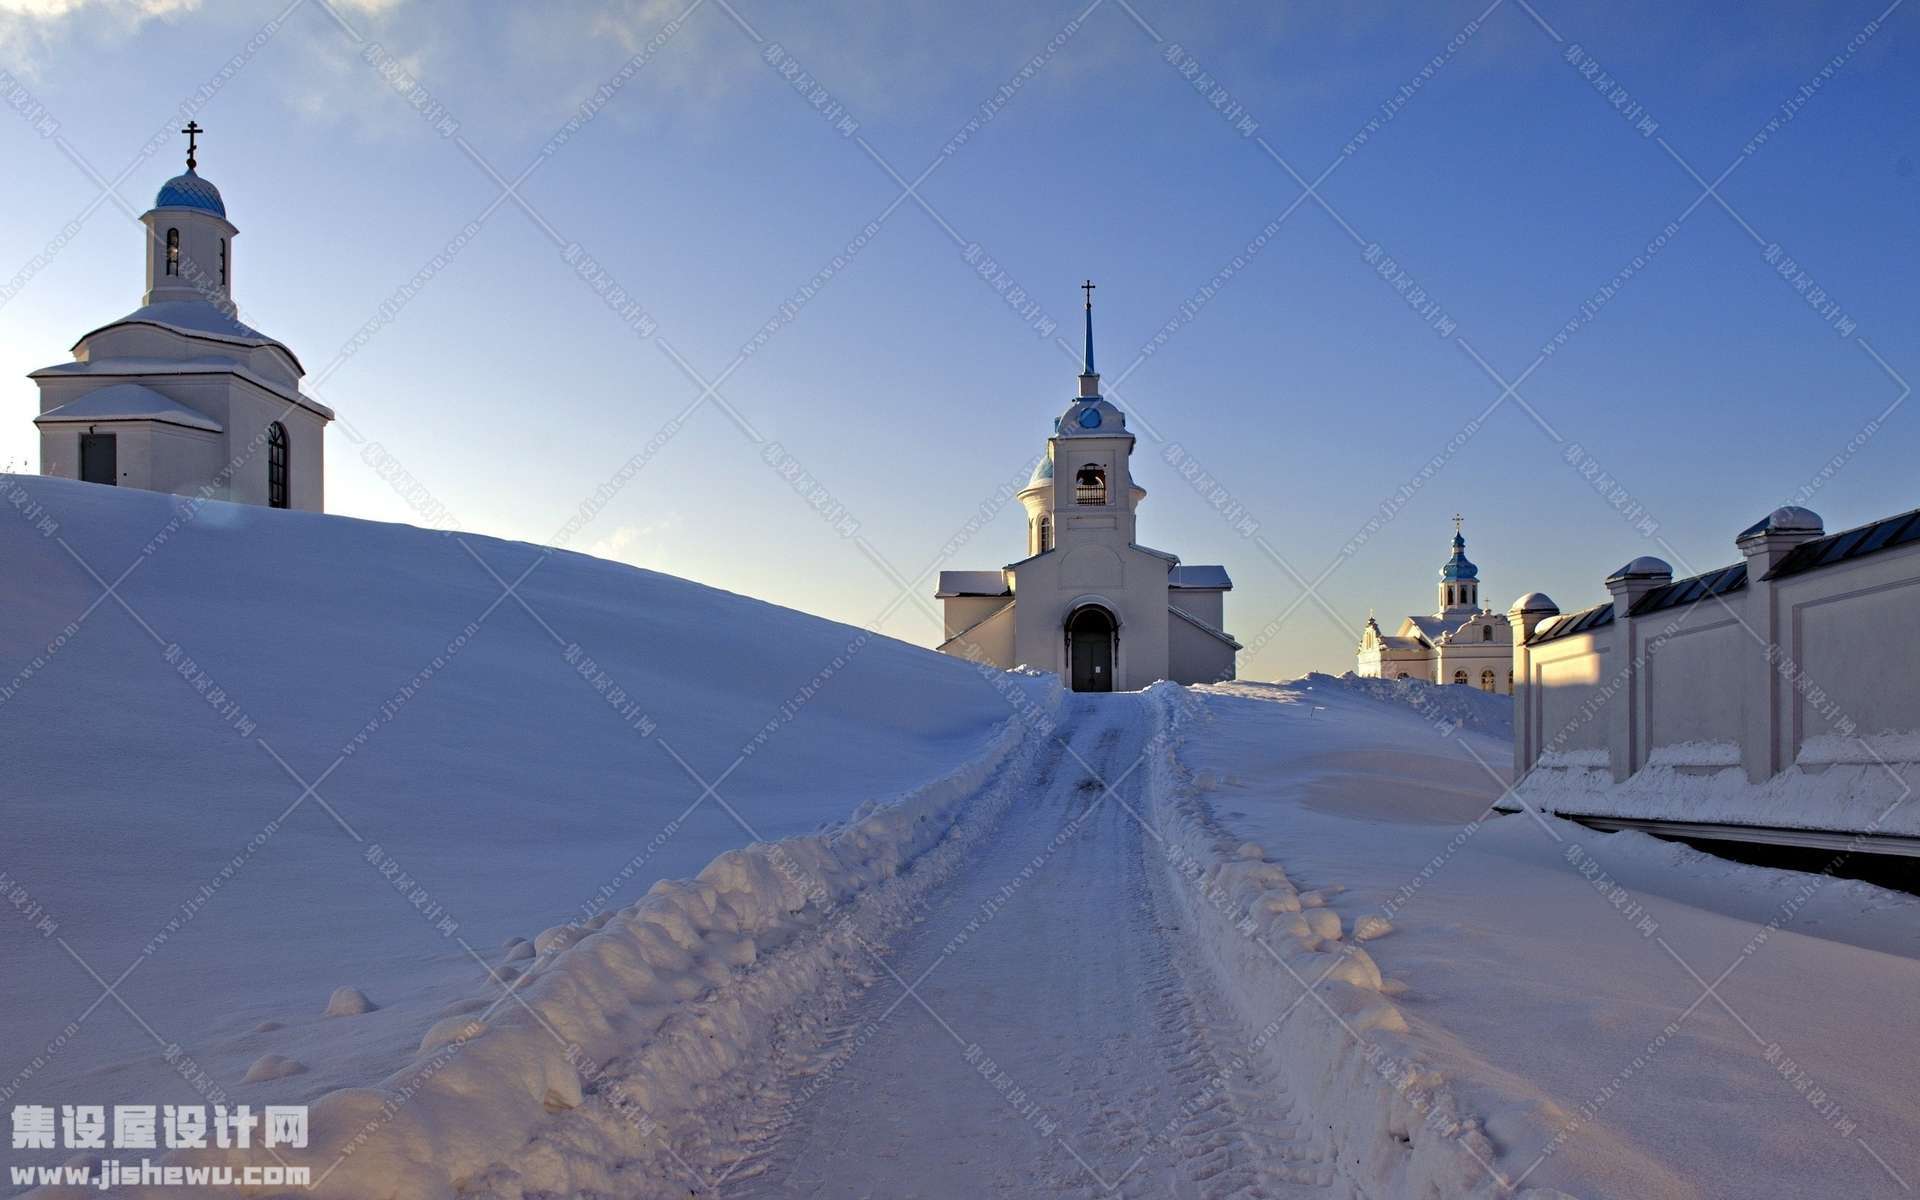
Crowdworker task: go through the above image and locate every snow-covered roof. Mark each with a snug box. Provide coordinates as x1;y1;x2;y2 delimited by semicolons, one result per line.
1607;555;1672;582
1738;505;1823;540
1169;604;1242;649
1053;396;1129;439
1766;505;1920;580
33;383;223;432
1169;564;1232;590
1528;601;1615;644
936;570;1009;598
33;355;334;421
73;299;305;375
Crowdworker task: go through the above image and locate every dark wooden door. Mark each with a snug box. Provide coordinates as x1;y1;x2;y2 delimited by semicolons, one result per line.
79;434;117;485
1068;609;1114;692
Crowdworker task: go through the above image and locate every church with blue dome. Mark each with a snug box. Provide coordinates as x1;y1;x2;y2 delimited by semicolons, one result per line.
1355;518;1513;691
935;284;1239;691
30;124;332;510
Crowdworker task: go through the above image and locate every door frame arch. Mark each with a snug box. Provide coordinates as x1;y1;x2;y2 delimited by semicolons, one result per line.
1063;598;1120;692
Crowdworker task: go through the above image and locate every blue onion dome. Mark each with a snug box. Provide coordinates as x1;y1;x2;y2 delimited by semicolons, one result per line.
1439;531;1478;581
154;169;226;217
1029;456;1054;486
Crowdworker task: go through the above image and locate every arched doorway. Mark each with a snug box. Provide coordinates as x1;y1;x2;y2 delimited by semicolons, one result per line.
1067;606;1115;692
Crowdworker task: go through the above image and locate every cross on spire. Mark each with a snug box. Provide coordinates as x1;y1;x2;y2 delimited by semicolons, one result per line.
1453;513;1464;534
181;120;202;171
1079;279;1097;378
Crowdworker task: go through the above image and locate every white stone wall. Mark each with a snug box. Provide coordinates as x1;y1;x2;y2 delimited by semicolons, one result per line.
1523;628;1613;766
1511;511;1920;833
942;601;1017;672
1168;612;1236;685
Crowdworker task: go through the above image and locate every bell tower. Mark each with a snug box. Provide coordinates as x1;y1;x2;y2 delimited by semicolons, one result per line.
1026;280;1144;548
141;122;237;308
1437;515;1481;616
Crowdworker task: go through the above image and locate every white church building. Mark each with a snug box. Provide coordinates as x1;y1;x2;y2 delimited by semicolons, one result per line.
936;285;1239;691
31;125;331;510
1355;519;1512;692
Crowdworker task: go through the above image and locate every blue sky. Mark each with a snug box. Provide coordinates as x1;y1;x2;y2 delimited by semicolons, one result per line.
2;0;1914;680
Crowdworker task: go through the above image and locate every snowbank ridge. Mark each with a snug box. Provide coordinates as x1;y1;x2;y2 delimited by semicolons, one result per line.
1141;682;1524;1199
68;681;1060;1200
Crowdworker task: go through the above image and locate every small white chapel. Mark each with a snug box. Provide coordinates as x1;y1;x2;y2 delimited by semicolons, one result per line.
1355;518;1512;692
936;284;1239;691
31;123;332;510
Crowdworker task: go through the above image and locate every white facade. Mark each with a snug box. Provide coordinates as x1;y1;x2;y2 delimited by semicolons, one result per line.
1355;522;1512;692
1509;504;1920;845
32;143;331;511
936;294;1238;691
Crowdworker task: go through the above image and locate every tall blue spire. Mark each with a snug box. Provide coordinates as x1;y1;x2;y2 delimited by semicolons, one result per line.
1080;278;1096;377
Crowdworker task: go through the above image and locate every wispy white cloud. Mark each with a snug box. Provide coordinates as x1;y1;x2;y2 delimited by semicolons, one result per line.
588;514;680;570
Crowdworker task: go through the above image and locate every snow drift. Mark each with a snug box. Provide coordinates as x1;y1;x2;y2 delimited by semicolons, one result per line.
0;476;1045;1194
1162;675;1920;1199
1140;682;1517;1199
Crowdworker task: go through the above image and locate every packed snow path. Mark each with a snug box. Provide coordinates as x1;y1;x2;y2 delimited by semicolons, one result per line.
719;694;1331;1199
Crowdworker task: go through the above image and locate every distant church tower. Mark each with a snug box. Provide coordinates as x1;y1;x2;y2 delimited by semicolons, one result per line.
936;282;1239;691
1355;517;1513;692
1437;518;1481;617
31;123;332;510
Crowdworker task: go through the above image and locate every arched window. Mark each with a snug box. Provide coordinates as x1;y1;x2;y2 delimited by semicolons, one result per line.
266;422;289;509
1483;624;1493;641
165;228;180;276
1480;669;1496;692
1038;515;1052;552
1074;464;1106;506
218;238;227;286
1452;670;1468;686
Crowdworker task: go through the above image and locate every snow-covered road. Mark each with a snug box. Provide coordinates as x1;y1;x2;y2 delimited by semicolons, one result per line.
717;693;1328;1199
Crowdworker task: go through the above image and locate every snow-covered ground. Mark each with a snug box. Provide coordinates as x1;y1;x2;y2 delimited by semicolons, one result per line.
7;477;1918;1198
0;476;1040;1190
1171;675;1920;1199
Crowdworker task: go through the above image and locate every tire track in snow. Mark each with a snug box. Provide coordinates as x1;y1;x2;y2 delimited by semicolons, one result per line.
713;693;1334;1198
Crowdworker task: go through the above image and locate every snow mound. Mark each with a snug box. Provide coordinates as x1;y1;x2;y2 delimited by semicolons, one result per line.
0;475;1036;1185
240;1054;306;1083
1317;671;1514;736
323;987;377;1017
100;688;1058;1198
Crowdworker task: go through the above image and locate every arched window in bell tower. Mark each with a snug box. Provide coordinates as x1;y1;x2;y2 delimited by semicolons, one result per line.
1074;464;1106;506
219;237;227;286
165;228;180;276
1038;515;1053;552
